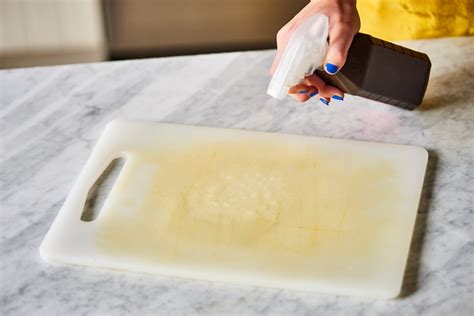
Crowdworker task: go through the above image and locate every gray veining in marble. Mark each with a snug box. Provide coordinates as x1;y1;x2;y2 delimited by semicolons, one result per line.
1;36;473;315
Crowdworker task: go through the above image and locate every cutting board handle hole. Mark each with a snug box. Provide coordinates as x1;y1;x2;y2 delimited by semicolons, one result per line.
80;157;125;222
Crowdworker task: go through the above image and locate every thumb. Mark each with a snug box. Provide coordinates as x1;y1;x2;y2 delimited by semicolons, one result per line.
324;26;355;75
270;26;293;75
270;49;284;75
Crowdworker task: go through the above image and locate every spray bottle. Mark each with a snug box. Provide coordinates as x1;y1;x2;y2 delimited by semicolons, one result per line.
267;14;431;110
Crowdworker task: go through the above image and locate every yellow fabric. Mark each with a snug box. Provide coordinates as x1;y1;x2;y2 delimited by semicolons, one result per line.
357;0;474;40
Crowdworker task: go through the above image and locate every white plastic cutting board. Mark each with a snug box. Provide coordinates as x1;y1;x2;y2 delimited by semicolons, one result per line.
40;119;428;299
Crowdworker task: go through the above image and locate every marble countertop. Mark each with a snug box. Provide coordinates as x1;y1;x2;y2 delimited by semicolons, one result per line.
1;36;473;315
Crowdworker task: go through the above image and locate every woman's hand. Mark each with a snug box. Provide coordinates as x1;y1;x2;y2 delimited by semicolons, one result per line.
271;0;360;105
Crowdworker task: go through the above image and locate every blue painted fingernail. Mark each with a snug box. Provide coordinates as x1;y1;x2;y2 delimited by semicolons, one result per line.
320;98;329;106
310;91;318;97
332;95;344;101
325;63;339;74
298;90;309;94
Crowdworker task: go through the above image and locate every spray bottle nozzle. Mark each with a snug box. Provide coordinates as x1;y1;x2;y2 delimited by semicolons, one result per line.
267;14;329;100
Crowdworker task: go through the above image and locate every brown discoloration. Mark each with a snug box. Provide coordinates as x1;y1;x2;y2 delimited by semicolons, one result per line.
96;139;414;285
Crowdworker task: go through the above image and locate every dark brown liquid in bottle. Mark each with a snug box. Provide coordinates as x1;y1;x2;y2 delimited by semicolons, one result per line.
316;33;431;110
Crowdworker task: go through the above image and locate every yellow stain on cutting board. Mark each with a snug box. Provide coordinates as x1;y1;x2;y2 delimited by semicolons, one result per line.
96;139;414;283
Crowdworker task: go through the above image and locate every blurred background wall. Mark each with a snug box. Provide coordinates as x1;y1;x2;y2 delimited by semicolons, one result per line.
0;0;308;69
0;0;105;68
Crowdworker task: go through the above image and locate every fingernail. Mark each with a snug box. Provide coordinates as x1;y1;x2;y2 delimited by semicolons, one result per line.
325;63;339;74
297;90;309;94
332;95;344;101
320;98;329;106
309;91;318;97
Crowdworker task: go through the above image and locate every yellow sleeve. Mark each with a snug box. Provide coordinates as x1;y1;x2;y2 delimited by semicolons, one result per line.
357;0;474;40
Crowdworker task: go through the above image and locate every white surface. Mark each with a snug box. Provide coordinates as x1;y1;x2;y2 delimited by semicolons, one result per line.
40;119;427;299
1;36;473;315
